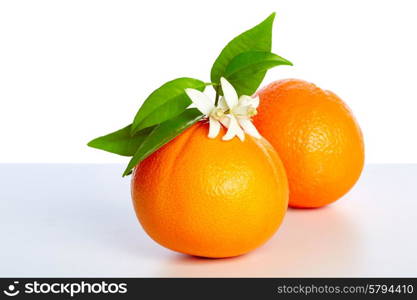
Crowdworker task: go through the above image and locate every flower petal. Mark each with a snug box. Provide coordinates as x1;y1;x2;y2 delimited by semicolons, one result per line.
222;115;245;141
219;115;230;128
218;96;229;111
251;95;260;108
238;118;262;139
185;88;214;115
238;95;259;108
236;127;245;141
232;105;249;116
208;117;221;139
238;95;254;107
220;77;238;108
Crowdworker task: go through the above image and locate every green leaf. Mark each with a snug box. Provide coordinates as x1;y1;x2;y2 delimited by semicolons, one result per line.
123;108;203;176
224;51;292;95
87;125;154;156
131;78;206;134
210;13;275;87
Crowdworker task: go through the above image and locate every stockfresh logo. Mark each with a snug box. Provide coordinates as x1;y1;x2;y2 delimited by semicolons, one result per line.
3;281;20;297
2;280;127;297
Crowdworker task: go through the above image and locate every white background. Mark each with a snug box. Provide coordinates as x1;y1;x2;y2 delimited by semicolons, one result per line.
1;0;416;163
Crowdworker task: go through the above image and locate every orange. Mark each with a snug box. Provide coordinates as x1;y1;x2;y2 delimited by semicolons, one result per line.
131;122;288;258
254;79;364;208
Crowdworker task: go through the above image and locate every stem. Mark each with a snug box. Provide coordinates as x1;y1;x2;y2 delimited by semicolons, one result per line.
214;84;220;106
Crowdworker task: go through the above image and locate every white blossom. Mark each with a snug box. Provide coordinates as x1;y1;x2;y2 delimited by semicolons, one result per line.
185;77;262;141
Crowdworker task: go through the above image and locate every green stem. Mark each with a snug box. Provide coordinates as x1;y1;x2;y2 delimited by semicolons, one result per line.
214;84;220;106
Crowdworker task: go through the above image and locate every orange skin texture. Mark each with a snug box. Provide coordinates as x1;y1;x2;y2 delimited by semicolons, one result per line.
131;122;289;258
253;79;365;208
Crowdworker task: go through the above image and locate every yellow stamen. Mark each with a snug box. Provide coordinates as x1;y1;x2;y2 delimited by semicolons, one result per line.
211;108;224;120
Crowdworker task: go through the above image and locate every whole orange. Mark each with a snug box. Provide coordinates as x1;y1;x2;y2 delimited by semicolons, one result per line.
254;79;364;208
131;122;288;258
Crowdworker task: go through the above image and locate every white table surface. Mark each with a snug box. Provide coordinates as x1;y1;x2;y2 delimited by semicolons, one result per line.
0;163;416;277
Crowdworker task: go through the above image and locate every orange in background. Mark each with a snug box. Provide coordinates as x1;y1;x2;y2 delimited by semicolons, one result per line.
254;79;364;208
